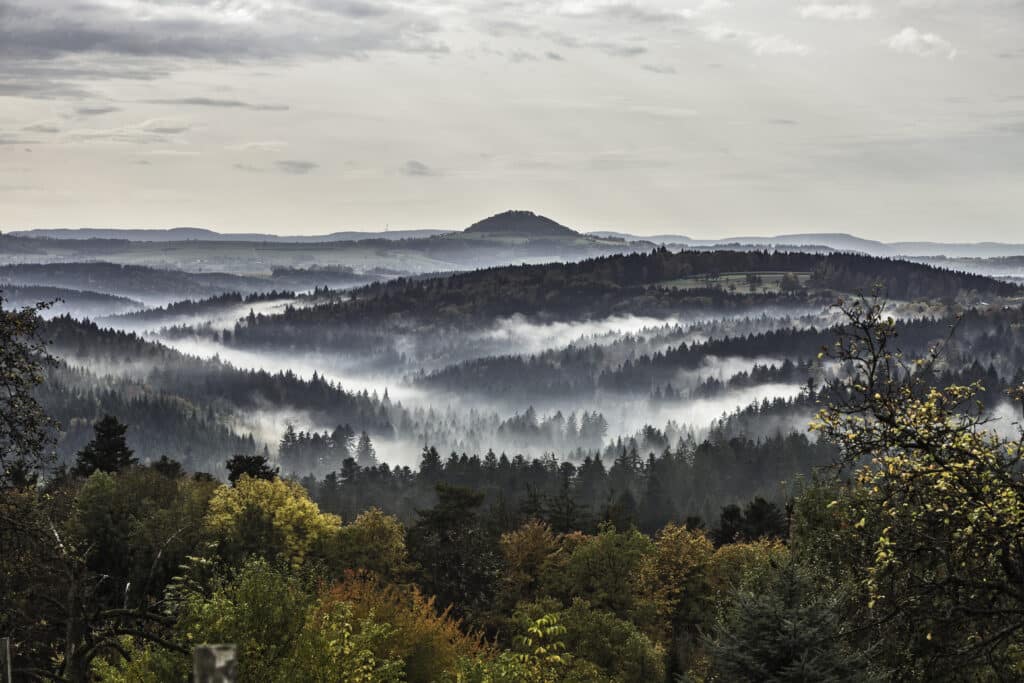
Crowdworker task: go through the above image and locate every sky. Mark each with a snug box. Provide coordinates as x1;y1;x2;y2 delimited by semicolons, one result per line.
1;0;1022;240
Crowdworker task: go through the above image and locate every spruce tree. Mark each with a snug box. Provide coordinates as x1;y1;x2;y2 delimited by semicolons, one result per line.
709;561;874;682
72;415;136;476
355;431;377;468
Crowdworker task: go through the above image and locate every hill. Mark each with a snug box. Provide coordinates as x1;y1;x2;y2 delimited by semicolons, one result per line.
462;210;580;237
223;249;1022;358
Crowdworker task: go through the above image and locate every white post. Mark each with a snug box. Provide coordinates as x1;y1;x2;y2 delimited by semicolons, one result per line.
193;644;237;683
0;637;11;683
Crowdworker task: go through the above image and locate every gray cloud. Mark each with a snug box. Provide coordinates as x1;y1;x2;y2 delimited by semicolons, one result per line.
146;97;290;111
572;3;689;23
76;106;121;116
0;78;92;100
642;64;677;74
233;163;265;173
0;0;448;61
545;31;649;58
23;123;60;133
145;125;189;135
56;119;191;145
509;49;538;63
0;135;40;145
482;19;534;37
275;160;318;175
799;3;875;20
401;160;437;176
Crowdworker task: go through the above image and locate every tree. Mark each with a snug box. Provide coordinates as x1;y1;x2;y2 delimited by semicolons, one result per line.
356;431;378;468
708;560;873;682
407;484;501;625
101;558;404;682
325;573;482;683
498;520;561;611
331;508;411;580
634;523;714;673
0;296;57;485
204;476;341;568
332;423;356;463
810;293;1024;676
541;522;653;620
1;474;203;682
712;497;787;545
72;415;137;477
779;272;803;293
740;497;787;541
513;598;664;682
225;453;278;486
150;455;184;479
712;504;745;545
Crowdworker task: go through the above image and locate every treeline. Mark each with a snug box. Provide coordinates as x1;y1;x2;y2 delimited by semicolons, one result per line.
0;261;391;306
236;247;1019;331
108;289;296;322
418;305;1024;400
302;429;836;528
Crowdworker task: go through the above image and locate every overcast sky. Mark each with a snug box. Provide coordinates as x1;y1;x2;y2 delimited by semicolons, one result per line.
2;0;1022;239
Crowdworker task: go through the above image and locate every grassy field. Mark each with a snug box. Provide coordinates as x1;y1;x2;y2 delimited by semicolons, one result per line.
659;271;813;294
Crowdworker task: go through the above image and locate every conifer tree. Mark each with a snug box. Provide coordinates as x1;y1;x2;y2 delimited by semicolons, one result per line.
709;561;873;681
355;431;377;468
72;415;136;476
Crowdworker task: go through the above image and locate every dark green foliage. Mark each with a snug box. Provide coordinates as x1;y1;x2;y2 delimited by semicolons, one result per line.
150;455;185;478
225;453;278;485
712;497;787;546
304;433;835;531
72;415;137;476
0;296;58;485
708;561;874;682
407;484;502;624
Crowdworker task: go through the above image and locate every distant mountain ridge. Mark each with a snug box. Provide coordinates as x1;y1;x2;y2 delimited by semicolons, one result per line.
587;231;1024;259
8;227;449;243
9;217;1024;258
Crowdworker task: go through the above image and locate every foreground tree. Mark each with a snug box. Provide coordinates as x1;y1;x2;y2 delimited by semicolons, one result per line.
98;558;404;682
708;560;872;681
0;296;57;485
0;475;205;682
811;293;1024;677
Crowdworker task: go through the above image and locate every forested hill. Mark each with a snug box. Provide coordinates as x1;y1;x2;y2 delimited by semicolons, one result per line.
462;210;580;237
36;316;398;466
236;248;1020;328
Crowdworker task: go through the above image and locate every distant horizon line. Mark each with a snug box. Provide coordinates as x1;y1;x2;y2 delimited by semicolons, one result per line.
7;224;1024;248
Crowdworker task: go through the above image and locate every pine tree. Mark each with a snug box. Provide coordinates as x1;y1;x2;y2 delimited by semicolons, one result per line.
355;431;377;468
72;415;136;476
331;424;355;463
225;453;278;486
709;561;874;681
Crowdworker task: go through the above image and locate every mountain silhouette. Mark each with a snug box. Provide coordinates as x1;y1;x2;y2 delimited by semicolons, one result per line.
463;210;579;237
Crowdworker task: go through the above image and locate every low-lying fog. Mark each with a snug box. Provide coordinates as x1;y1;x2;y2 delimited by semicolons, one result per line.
75;306;827;465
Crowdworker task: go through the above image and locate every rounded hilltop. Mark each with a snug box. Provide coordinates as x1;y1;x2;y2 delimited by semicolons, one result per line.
463;210;580;237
